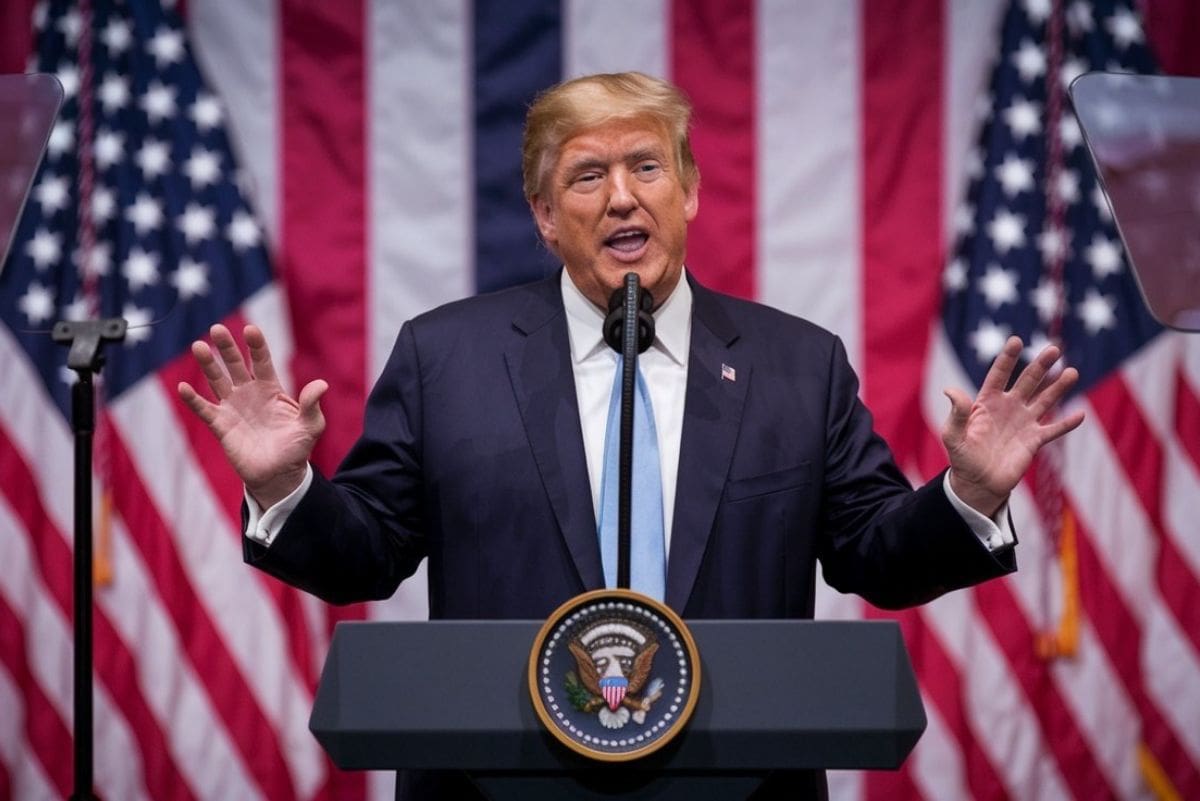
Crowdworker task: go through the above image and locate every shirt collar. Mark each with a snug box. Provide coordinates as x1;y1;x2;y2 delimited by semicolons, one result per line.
561;268;692;366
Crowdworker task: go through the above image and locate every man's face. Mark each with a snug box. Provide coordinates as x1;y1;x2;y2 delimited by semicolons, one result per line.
530;117;699;309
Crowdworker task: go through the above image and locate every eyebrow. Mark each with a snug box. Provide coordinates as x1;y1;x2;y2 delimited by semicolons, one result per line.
561;147;667;178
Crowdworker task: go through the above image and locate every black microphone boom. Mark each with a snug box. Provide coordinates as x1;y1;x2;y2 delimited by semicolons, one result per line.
603;274;654;590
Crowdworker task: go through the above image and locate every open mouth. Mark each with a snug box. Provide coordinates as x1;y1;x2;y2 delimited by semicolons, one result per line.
604;229;649;259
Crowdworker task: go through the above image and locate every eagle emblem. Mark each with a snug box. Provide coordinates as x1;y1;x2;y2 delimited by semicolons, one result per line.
564;620;665;729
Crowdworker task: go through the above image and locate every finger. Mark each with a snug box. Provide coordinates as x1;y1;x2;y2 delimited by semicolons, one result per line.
1010;342;1062;399
1030;365;1080;418
244;324;279;384
979;336;1023;394
941;387;973;441
297;379;329;432
1038;409;1086;445
210;324;252;385
177;381;218;426
192;339;232;399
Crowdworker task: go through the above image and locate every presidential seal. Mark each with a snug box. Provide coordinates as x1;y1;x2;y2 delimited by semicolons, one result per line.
528;589;700;761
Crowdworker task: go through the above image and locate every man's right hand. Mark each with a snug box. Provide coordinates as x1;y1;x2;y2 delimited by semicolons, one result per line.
177;323;327;510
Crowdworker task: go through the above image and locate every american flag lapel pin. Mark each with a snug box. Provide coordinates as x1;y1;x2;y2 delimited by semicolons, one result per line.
721;363;736;382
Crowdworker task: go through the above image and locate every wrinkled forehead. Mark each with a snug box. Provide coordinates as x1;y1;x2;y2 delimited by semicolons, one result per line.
554;117;672;166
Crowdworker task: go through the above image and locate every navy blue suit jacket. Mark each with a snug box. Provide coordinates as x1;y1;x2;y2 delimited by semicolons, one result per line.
247;272;1013;617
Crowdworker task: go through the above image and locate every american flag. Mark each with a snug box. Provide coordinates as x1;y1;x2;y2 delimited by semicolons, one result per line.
0;1;1198;800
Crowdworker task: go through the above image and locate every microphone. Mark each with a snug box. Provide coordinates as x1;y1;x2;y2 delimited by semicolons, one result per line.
603;275;655;354
601;273;654;590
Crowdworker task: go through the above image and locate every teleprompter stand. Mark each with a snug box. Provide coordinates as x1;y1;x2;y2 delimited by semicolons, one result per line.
310;619;926;800
53;318;127;801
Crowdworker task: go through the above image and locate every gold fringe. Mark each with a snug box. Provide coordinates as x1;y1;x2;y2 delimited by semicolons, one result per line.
1036;509;1079;660
1138;743;1182;801
94;492;114;587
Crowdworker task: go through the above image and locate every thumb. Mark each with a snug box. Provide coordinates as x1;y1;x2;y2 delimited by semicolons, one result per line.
297;379;329;429
942;387;972;441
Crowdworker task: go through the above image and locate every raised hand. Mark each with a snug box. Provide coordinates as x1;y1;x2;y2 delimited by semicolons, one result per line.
942;336;1085;517
177;323;328;509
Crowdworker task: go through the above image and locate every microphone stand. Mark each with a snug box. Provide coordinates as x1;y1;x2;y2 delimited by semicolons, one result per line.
603;274;654;589
52;317;127;801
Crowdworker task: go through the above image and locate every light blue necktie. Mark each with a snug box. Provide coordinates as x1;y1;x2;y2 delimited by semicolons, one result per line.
597;356;666;600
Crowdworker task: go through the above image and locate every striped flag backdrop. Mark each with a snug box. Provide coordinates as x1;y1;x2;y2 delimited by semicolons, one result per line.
1;1;1198;800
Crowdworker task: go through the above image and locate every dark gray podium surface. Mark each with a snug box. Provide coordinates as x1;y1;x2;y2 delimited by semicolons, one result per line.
310;619;925;776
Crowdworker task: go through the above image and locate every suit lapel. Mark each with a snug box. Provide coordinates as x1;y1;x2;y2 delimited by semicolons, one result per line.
505;277;606;592
667;281;749;611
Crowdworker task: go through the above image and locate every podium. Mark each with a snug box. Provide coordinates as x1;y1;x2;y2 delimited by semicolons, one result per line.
310;619;925;800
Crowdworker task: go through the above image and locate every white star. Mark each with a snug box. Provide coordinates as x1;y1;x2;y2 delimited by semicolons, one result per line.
91;186;116;224
228;211;262;250
32;2;47;31
171;258;210;300
122;303;154;345
995;155;1035;197
79;241;112;277
148;27;185;67
1031;278;1061;323
1085;234;1123;278
122;247;160;292
1107;8;1144;50
1024;333;1060;367
26;228;61;270
970;320;1012;363
177;203;216;244
1093;185;1114;221
57;9;82;45
979;264;1019;309
136;139;172;180
56;63;79;98
102;18;132;54
1038;225;1068;263
34;175;70;214
1004;98;1042;139
987;210;1027;253
1066;1;1094;34
1023;0;1051;25
46;120;74;158
94;129;125;170
18;282;55;325
943;259;968;292
125;193;163;234
1060;114;1083;152
62;293;91;322
184;147;221;189
97;73;130;113
141;81;177;124
1012;40;1046;83
1077;289;1117;334
190;93;223;131
1056;169;1080;204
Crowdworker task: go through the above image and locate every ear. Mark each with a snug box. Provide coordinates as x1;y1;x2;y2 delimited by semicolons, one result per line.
683;180;699;223
530;195;558;248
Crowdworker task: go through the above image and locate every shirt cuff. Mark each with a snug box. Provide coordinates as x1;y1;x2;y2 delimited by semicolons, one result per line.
943;471;1015;551
244;464;314;546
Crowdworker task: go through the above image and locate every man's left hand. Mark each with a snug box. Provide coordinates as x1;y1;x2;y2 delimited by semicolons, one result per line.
942;336;1086;517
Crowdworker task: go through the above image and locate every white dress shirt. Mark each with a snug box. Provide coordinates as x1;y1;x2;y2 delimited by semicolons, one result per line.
246;269;1013;553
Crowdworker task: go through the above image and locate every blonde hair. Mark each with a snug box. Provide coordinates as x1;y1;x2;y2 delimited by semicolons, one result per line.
522;72;699;201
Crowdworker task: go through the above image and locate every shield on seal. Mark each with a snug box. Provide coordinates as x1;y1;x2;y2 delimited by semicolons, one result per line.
599;675;628;710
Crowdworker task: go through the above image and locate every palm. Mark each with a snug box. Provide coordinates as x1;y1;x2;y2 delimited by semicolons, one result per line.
178;324;327;506
941;337;1084;516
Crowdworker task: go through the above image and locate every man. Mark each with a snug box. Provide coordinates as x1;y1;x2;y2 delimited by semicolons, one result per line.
179;72;1082;798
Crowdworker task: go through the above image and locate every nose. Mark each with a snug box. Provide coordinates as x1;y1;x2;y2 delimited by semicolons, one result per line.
607;170;638;216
